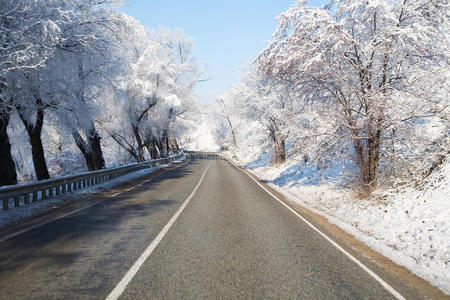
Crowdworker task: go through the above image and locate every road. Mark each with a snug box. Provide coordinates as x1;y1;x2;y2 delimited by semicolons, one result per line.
0;153;431;299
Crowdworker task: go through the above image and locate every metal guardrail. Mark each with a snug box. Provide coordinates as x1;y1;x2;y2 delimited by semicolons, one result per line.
0;153;184;211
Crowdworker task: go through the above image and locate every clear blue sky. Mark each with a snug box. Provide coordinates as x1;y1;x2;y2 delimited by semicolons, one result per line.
121;0;326;102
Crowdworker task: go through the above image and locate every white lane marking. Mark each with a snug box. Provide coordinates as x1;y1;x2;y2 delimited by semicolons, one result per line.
239;167;405;300
106;162;211;300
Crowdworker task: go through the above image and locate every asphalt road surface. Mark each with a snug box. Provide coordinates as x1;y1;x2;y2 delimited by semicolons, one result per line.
0;153;431;299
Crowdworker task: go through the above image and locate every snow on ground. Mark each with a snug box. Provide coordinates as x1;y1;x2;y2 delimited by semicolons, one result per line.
0;155;185;230
235;154;450;294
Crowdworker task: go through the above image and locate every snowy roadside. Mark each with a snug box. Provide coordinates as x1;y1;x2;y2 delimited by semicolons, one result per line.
0;155;186;230
228;154;450;295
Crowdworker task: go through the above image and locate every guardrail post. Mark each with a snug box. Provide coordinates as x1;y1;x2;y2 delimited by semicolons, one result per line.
49;187;54;198
3;199;8;211
24;193;30;204
42;189;48;199
32;191;38;202
14;196;20;207
61;184;66;193
67;182;72;192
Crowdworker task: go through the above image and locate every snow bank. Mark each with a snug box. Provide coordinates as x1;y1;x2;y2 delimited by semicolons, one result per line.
247;156;450;294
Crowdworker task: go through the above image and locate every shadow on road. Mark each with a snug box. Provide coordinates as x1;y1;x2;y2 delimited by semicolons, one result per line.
0;164;195;274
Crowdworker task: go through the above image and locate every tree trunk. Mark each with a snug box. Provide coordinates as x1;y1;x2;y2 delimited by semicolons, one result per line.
164;131;170;155
72;130;95;171
155;136;164;158
132;125;145;162
269;122;286;164
88;126;106;170
29;129;50;180
345;109;378;192
170;137;179;154
352;132;378;192
218;99;237;147
18;106;50;180
275;139;286;164
359;41;390;191
0;113;17;186
73;124;105;171
226;115;237;147
160;130;169;158
144;134;160;159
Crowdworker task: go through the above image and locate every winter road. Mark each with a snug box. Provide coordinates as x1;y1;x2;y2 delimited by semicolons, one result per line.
0;153;434;299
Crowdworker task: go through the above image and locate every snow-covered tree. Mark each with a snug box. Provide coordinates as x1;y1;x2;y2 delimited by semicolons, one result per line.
213;68;295;164
0;0;65;184
0;1;204;186
105;21;200;161
258;0;449;190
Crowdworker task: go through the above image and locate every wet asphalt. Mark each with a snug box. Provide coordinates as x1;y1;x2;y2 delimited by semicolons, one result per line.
0;154;418;299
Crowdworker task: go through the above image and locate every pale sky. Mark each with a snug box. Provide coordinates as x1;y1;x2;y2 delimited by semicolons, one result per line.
122;0;327;102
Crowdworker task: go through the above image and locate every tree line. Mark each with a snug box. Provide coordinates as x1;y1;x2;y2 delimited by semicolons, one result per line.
213;0;449;192
0;1;200;186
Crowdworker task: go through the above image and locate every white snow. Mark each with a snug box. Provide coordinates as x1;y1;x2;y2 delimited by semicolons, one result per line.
238;155;450;295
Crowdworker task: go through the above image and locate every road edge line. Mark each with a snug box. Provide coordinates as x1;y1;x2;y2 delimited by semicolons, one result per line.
105;162;211;300
230;160;405;300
